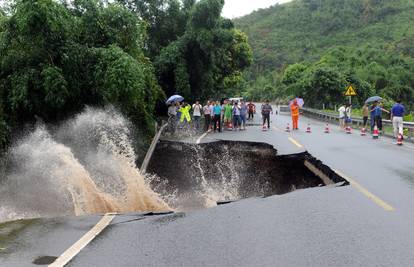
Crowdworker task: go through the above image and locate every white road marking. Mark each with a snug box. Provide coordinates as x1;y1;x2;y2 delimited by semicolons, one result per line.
196;130;211;144
49;213;116;267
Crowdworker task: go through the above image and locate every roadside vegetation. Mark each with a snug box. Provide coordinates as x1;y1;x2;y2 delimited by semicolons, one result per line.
0;0;252;150
235;0;414;111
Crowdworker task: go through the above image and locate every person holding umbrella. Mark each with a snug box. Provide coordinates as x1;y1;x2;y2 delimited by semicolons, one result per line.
370;101;389;133
378;102;390;133
291;99;300;130
166;95;184;126
366;96;387;132
288;97;304;130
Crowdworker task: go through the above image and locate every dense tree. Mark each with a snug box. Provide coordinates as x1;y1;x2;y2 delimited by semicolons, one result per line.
118;0;195;59
236;0;414;111
155;0;253;101
0;0;163;148
0;0;253;149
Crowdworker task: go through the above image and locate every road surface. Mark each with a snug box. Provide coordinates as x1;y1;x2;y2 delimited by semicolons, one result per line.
2;108;414;266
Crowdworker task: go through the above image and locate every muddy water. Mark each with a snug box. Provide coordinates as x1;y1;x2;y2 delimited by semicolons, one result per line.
0;107;169;223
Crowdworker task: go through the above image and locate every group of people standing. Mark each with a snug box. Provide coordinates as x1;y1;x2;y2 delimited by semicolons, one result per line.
168;100;258;133
338;100;406;138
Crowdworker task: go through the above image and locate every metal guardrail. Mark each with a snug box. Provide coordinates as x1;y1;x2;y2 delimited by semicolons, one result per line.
301;107;414;140
140;121;168;175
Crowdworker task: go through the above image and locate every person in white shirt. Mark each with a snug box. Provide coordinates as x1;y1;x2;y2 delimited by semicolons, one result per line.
168;104;177;118
167;103;177;134
192;101;202;130
209;101;215;116
232;102;241;130
203;101;212;131
338;104;346;129
345;104;352;129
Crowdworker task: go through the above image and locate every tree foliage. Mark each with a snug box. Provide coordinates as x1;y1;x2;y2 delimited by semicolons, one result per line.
155;0;253;101
0;0;253;149
0;0;162;148
235;0;414;110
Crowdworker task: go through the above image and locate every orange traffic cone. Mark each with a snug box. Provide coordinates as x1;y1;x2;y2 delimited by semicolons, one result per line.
286;123;291;132
360;128;366;136
324;124;330;133
397;133;403;146
346;126;352;134
306;124;311;133
372;125;379;139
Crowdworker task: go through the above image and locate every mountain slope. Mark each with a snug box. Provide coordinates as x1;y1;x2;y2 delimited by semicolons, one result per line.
234;0;414;108
235;0;414;73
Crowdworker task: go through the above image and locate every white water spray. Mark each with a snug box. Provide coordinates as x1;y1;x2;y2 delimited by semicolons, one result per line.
0;107;170;222
188;144;241;208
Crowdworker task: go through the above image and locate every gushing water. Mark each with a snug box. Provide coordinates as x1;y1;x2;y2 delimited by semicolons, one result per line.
187;144;242;209
0;107;170;222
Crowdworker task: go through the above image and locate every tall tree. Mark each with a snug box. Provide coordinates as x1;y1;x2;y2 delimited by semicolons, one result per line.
155;0;252;100
0;0;163;146
118;0;195;59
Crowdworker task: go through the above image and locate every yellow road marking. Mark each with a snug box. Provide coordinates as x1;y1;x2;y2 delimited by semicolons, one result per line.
272;126;282;132
49;213;116;267
335;170;395;212
288;137;303;148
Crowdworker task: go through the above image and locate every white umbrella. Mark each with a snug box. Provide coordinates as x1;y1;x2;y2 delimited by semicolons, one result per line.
166;95;184;105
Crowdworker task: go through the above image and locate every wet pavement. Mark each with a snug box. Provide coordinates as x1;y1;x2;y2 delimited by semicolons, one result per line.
0;216;102;266
3;108;414;266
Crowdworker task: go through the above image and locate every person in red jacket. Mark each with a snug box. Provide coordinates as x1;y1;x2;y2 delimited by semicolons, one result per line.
247;102;256;120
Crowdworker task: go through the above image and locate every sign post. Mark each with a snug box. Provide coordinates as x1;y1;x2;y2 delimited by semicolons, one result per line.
344;85;357;104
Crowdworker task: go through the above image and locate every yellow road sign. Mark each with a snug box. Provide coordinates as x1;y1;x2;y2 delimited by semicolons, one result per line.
345;85;357;96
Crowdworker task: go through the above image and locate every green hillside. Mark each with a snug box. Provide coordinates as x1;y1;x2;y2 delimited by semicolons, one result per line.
235;0;414;109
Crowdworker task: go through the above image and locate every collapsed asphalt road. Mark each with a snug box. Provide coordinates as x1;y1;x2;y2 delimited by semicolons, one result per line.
2;108;414;266
1;139;348;266
147;140;346;210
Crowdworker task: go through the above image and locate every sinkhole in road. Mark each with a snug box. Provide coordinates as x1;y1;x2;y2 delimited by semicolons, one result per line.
147;140;348;211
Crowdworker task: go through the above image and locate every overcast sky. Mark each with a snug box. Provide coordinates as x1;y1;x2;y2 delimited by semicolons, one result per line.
222;0;292;18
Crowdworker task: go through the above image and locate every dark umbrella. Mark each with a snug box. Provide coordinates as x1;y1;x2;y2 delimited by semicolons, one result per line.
365;96;383;104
